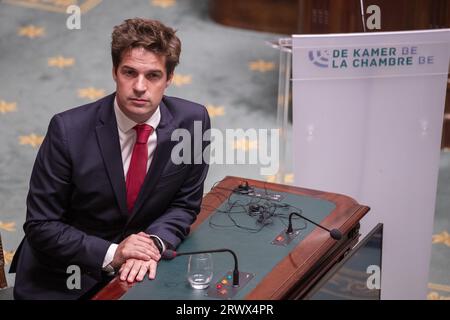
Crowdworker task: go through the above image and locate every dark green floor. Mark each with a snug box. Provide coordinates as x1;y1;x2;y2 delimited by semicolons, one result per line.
0;0;448;299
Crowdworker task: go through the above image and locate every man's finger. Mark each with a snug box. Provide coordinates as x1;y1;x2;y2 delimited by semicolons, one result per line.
137;232;150;238
127;260;142;283
135;262;148;282
133;246;160;261
123;248;151;261
120;259;135;281
132;240;159;254
148;259;158;280
133;252;152;261
133;236;154;247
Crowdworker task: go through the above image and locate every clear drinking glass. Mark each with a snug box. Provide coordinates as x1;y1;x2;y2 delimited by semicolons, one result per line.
187;253;213;289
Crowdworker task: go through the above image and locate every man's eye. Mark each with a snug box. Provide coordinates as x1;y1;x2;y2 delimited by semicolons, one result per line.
124;70;135;76
147;73;160;79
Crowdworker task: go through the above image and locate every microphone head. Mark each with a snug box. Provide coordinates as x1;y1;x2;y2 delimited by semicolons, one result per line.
330;229;342;240
162;249;177;260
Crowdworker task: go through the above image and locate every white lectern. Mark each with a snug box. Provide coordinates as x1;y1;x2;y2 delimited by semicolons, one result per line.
291;29;450;299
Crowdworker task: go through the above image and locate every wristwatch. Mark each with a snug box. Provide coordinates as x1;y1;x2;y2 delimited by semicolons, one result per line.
150;236;164;253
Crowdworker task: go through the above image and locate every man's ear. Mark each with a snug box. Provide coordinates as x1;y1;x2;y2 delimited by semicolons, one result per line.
166;73;173;88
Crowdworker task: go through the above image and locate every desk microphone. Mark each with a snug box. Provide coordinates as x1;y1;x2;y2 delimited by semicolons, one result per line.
162;248;240;286
287;212;342;240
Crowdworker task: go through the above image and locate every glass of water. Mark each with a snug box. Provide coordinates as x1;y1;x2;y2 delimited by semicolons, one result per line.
187;253;213;289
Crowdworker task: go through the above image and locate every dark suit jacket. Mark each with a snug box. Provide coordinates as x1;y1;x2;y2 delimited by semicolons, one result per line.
10;93;210;299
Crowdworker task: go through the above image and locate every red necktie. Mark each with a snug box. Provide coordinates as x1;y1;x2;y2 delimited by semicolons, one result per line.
126;124;153;213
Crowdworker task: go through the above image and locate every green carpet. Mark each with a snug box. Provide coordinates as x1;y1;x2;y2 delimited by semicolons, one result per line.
0;0;448;299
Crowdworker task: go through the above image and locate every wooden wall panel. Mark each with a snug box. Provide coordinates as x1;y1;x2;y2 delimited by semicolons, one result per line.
210;0;450;34
209;0;300;34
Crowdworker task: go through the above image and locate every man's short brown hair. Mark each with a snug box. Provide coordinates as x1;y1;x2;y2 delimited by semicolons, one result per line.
111;18;181;76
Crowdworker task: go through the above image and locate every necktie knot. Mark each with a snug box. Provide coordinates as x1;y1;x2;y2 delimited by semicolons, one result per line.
134;124;153;144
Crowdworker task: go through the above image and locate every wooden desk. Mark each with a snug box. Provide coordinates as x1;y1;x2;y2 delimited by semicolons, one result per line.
93;176;369;300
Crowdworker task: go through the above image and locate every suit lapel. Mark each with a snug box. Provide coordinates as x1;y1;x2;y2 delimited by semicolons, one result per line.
127;99;176;222
95;94;129;216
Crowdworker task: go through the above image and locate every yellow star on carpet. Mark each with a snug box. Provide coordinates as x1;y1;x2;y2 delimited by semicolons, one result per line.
78;87;105;100
277;95;284;105
19;134;44;148
277;94;292;105
18;25;45;38
48;55;75;68
151;0;175;8
206;104;225;118
265;173;294;184
5;0;101;13
249;60;275;72
233;139;258;151
52;0;77;7
427;291;450;300
0;221;16;232
432;231;450;247
284;173;294;184
2;250;15;265
428;291;440;300
172;74;192;87
0;100;17;114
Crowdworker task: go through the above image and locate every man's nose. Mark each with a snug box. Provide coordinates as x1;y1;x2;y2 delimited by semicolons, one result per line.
133;76;147;93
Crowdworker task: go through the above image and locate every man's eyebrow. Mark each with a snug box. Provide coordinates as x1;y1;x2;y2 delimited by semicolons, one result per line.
121;65;163;73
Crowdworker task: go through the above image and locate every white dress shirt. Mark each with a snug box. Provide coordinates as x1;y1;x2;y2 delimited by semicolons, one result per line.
114;98;160;175
102;98;165;272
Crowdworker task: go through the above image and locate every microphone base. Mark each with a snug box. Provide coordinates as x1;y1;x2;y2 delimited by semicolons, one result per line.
206;271;254;300
271;228;302;246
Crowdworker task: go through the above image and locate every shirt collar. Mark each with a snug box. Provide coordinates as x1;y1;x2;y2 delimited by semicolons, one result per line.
114;97;161;133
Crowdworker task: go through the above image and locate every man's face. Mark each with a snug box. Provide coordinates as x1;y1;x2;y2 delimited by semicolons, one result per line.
113;47;172;123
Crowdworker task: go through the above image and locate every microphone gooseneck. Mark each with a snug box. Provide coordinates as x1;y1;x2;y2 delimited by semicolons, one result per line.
162;248;240;286
287;212;342;240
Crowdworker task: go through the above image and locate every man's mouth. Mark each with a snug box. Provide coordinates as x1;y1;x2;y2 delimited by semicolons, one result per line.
129;98;149;106
130;98;149;102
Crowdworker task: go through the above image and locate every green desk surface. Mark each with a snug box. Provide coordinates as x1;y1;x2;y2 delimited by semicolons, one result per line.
121;188;336;300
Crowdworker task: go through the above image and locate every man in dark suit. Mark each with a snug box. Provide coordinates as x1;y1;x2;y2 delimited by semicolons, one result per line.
10;18;210;299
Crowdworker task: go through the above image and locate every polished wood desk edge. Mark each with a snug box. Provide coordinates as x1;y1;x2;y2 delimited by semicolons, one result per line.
245;210;367;299
255;205;368;300
286;232;361;299
93;176;369;300
91;277;134;300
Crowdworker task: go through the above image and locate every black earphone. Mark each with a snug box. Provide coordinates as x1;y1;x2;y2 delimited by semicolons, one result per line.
247;204;272;225
234;181;252;194
249;204;261;213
